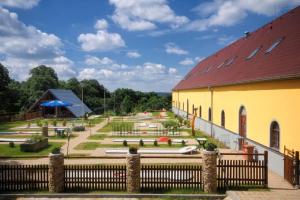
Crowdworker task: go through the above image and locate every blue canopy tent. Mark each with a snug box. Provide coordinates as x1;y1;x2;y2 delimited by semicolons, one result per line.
40;100;72;118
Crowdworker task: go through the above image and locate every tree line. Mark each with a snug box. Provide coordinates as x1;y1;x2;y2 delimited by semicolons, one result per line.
0;63;171;115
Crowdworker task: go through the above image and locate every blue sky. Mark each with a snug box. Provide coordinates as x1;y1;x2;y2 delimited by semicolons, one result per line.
0;0;299;92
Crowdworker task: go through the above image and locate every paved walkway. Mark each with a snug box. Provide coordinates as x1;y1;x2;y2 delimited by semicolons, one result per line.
226;170;300;200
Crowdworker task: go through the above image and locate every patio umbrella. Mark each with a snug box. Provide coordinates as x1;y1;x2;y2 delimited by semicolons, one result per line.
40;100;72;117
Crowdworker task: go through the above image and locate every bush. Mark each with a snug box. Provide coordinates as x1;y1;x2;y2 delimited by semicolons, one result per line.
9;141;15;148
36;120;43;127
62;120;67;126
177;116;184;125
154;140;158;146
129;146;138;154
184;120;190;127
72;125;85;132
43;120;48;126
123;140;128;146
51;147;61;154
162;120;179;130
205;143;217;151
168;139;172;146
30;134;45;143
139;139;144;146
181;140;186;146
52;120;57;127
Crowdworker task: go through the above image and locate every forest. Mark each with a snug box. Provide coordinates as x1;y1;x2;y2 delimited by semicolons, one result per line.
0;63;171;116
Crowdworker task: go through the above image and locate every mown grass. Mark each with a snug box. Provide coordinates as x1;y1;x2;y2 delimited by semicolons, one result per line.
166;111;175;119
183;129;227;148
97;121;134;132
0;142;64;157
87;133;107;140
0;121;28;132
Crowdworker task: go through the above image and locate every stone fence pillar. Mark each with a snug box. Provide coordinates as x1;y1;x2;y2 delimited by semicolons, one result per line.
49;153;64;192
42;125;48;137
126;153;141;193
203;150;217;193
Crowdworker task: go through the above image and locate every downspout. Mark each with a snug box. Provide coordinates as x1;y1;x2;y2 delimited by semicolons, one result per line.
208;86;213;137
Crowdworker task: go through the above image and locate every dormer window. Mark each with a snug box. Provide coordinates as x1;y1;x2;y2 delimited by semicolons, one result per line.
265;37;284;54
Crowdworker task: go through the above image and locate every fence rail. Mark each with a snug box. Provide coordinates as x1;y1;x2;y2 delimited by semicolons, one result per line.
64;165;127;191
141;164;203;191
0;164;48;191
217;151;268;190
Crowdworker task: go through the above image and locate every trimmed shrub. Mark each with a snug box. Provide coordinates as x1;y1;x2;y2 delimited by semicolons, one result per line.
139;139;144;146
52;147;61;154
154;140;158;146
205;143;217;151
129;146;138;154
181;140;186;146
52;120;57;127
72;125;85;132
168;139;172;146
62;120;67;126
123;140;128;146
9;141;15;148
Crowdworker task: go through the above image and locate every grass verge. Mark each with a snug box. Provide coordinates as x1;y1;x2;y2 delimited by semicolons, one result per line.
0;142;64;157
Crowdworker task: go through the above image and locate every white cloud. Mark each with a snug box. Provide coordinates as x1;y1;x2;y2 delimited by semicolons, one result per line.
109;0;189;31
179;58;194;66
78;61;181;92
0;0;40;9
85;56;114;65
78;20;125;52
187;0;300;31
165;43;188;55
127;51;141;58
0;8;76;80
168;67;177;74
94;19;108;30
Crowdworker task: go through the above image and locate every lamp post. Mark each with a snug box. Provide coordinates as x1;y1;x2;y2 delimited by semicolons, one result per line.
81;83;84;125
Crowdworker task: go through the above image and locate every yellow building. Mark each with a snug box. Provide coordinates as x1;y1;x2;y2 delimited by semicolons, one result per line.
172;7;300;176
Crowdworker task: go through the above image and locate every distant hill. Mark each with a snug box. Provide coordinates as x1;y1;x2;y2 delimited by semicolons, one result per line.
156;92;171;97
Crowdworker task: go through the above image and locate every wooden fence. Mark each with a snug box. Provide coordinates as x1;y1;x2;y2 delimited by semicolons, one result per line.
0;165;48;191
64;165;127;191
217;152;268;190
141;164;203;191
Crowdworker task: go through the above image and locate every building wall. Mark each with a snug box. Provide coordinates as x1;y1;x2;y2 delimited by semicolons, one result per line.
172;79;300;153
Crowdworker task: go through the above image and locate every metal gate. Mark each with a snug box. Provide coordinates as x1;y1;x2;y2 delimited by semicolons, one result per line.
284;146;299;187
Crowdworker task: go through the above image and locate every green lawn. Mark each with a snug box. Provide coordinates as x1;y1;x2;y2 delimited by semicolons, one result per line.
0;121;28;132
183;129;227;148
48;134;78;140
0;142;64;157
151;111;161;117
98;121;134;132
87;133;107;140
74;142;187;150
166;111;175;119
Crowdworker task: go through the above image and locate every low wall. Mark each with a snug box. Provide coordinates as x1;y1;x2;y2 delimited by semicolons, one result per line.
172;106;284;176
20;138;49;152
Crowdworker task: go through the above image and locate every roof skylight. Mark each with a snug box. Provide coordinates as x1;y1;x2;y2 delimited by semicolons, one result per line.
246;46;261;60
265;37;284;54
225;57;236;66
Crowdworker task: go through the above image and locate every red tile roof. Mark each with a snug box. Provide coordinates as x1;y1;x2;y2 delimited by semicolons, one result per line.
173;6;300;91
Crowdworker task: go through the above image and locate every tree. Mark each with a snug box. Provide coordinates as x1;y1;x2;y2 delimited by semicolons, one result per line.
0;63;11;113
80;79;110;113
25;65;59;108
120;95;134;114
